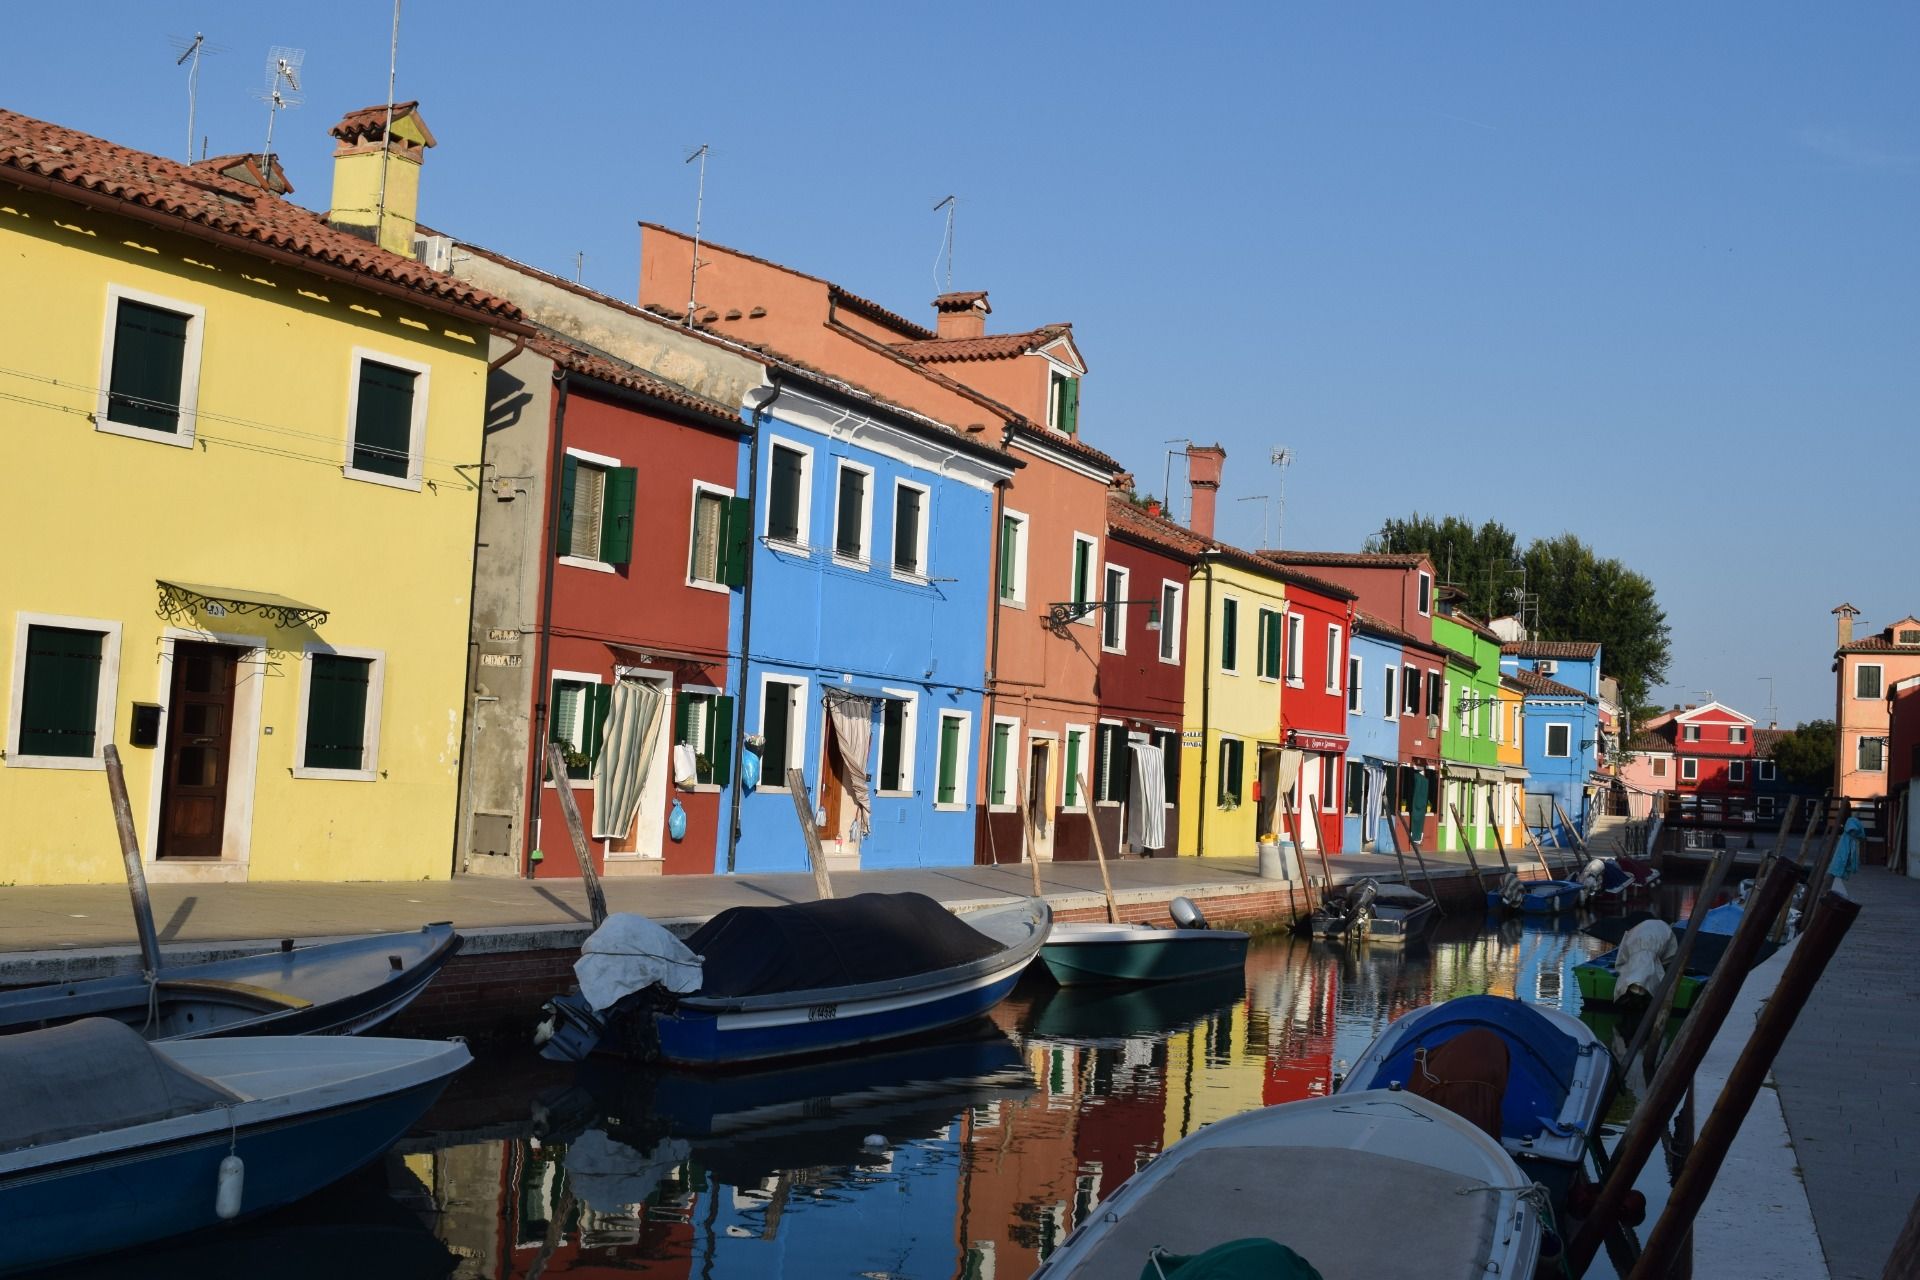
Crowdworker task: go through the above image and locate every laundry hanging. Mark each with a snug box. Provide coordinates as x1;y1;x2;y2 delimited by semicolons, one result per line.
592;680;666;840
824;692;876;836
1125;741;1167;851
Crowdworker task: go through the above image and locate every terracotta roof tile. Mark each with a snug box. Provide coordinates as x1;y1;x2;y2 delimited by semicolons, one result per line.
1503;640;1601;659
892;325;1072;364
1003;421;1125;476
329;101;434;148
523;333;744;430
1507;668;1592;701
1627;730;1673;753
1;108;518;325
933;290;989;312
194;152;293;195
1263;550;1433;570
1752;728;1788;759
1352;610;1454;661
1106;493;1206;560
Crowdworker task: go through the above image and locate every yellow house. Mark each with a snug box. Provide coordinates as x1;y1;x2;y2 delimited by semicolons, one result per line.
1494;675;1529;851
1179;548;1289;858
0;105;521;885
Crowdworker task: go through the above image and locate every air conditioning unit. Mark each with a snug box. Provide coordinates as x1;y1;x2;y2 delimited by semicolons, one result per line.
1536;660;1558;676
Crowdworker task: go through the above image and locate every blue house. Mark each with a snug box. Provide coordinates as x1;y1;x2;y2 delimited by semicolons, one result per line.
719;380;1017;873
1501;641;1604;846
1343;618;1406;853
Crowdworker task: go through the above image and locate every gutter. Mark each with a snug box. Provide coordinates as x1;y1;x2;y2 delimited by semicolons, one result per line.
1196;552;1217;858
524;366;570;876
726;374;781;873
983;473;1009;863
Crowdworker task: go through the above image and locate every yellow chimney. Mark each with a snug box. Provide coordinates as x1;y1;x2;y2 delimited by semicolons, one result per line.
1833;602;1860;649
327;101;436;259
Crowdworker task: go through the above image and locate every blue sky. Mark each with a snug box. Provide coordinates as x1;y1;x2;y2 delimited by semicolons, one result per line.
6;3;1915;724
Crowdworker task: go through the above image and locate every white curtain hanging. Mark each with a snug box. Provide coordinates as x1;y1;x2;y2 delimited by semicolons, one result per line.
1363;762;1387;845
592;680;666;840
1126;742;1166;850
825;692;876;836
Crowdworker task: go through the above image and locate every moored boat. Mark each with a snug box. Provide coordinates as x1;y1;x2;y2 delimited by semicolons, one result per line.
0;1017;469;1275
536;892;1050;1067
1038;898;1248;985
0;922;462;1040
1307;877;1437;944
1488;870;1585;915
1030;1090;1542;1278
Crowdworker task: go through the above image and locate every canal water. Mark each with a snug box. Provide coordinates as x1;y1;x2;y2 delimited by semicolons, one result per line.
49;901;1715;1280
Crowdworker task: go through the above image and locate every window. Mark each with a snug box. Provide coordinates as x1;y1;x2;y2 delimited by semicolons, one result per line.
1049;371;1080;435
1284;613;1305;684
1347;656;1362;713
1902;628;1920;646
99;287;204;444
346;349;429;485
557;450;636;568
1321;758;1338;811
1652;756;1669;778
1217;737;1244;807
934;710;971;809
1220;597;1241;672
1093;724;1130;804
1683;724;1701;742
1729;760;1746;783
766;442;811;546
1856;664;1883;699
1257;608;1283;680
1403;665;1421;716
1383;664;1398;720
1063;726;1090;809
1326;625;1343;693
1344;761;1364;815
1155;727;1181;807
1545;723;1572;758
1158;582;1183;663
757;677;807;788
1729;726;1748;745
1417;572;1433;616
688;483;748;588
892;481;929;578
1757;796;1777;820
998;510;1029;604
673;689;734;788
1758;759;1776;782
1070;535;1098;622
7;616;121;768
987;718;1020;808
1102;565;1129;653
1427;670;1443;718
1492;701;1504;744
876;695;915;794
833;461;872;565
1859;737;1886;773
1681;756;1700;781
548;673;606;782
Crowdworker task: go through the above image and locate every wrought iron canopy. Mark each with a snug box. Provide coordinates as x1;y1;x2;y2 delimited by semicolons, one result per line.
156;580;329;629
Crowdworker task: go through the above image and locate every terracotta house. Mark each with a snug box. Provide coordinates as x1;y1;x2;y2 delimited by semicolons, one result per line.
1830;604;1920;801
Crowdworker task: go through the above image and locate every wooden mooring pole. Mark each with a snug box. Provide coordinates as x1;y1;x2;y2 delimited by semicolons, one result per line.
1076;772;1121;924
1392;815;1446;915
547;743;608;930
1625;840;1740;1078
102;744;163;977
1628;889;1862;1279
1449;802;1489;888
785;767;835;901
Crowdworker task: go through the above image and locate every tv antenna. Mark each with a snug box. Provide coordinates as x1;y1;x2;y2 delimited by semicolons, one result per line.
1269;447;1293;549
1238;495;1273;549
1758;676;1778;726
254;46;305;168
169;33;221;163
683;143;709;326
1162;438;1192;525
932;195;956;291
374;0;403;236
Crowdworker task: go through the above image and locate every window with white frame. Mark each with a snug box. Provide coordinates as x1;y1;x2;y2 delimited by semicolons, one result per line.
558;448;636;568
832;460;873;565
1347;655;1362;713
1403;665;1420;716
1092;723;1132;804
98;285;205;445
1257;608;1283;681
1683;724;1701;742
1427;670;1443;718
1070;534;1098;622
1681;756;1700;781
673;687;734;788
1729;725;1748;745
765;441;812;547
1217;736;1244;807
891;480;930;578
1459;684;1471;737
1856;664;1883;699
1158;582;1183;663
1652;756;1669;778
1383;664;1398;720
1545;723;1572;758
6;614;122;769
1102;565;1129;653
1758;759;1776;782
1859;737;1885;772
1063;725;1090;809
1325;624;1342;693
1220;596;1241;673
876;694;916;795
756;676;807;788
1729;760;1746;783
547;671;605;782
998;509;1029;604
297;646;385;780
988;717;1020;808
1417;571;1433;616
688;483;742;588
1283;613;1304;684
933;710;971;809
345;348;430;486
1757;796;1777;820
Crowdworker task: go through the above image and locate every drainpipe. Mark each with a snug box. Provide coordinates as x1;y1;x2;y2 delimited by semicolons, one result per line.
1196;552;1217;858
726;375;781;872
982;472;1009;863
524;367;570;877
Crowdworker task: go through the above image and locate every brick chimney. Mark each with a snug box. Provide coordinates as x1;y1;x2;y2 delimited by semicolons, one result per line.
328;102;435;259
1185;444;1226;539
1833;602;1860;649
933;291;989;340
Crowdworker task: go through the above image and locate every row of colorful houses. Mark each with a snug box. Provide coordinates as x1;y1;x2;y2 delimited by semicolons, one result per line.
1;102;1615;886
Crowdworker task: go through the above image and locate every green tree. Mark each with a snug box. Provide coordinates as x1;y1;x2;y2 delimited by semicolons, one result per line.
1367;514;1519;621
1767;720;1836;788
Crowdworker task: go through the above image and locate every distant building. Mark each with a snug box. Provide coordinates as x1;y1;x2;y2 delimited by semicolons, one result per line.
1830;604;1920;802
1501;640;1606;845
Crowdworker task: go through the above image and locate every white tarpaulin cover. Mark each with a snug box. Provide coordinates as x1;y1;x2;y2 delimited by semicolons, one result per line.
1615;918;1678;999
574;913;704;1012
1126;741;1166;850
592;680;667;840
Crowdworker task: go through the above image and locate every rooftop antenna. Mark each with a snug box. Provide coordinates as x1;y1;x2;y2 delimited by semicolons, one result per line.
374;1;402;238
1269;447;1293;550
1162;438;1193;525
169;34;221;163
932;194;956;291
683;143;709;326
574;251;584;284
1759;676;1778;726
255;46;305;170
1238;495;1272;549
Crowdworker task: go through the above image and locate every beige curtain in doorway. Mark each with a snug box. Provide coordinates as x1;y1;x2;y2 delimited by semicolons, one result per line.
825;692;875;836
592;680;667;840
1277;748;1306;845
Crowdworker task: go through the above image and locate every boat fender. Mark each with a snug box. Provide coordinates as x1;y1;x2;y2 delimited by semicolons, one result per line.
215;1154;245;1220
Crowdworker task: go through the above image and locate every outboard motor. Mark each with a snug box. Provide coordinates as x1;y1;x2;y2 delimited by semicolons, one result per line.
1345;878;1379;936
1580;858;1606;902
1498;871;1527;910
1170;896;1209;931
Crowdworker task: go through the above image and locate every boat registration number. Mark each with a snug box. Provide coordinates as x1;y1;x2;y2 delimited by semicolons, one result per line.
807;1003;838;1021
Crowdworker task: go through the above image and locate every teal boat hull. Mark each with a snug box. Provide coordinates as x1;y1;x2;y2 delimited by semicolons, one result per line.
1038;924;1249;986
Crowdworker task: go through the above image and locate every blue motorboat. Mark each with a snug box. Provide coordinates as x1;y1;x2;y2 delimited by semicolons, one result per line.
0;1018;469;1275
1488;871;1585;916
1339;993;1613;1199
537;893;1050;1067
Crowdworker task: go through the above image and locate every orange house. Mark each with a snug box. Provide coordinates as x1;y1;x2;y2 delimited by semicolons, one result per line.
638;229;1123;863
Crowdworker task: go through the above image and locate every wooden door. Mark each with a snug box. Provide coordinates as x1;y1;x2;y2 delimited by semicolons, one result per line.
159;642;237;859
820;727;847;846
1026;739;1053;860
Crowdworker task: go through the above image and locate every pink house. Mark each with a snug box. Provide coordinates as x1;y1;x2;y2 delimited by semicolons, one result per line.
1831;604;1920;801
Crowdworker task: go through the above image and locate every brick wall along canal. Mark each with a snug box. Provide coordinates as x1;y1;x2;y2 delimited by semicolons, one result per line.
52;912;1696;1280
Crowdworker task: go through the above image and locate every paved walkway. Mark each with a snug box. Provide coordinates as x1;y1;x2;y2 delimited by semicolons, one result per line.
1772;868;1920;1280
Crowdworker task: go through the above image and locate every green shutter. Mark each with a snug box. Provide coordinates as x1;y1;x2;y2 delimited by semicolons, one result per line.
937;716;961;805
108;300;189;433
352;360;415;478
19;626;103;758
1221;600;1238;670
1073;541;1090;606
878;700;904;791
1115;731;1133;803
305;655;370;771
835;467;865;559
894;487;922;574
999;516;1017;599
1064;733;1082;807
709;695;734;788
769;447;803;542
589;684;612;766
556;455;578;556
762;685;791;781
989;722;1010;805
1061;377;1080;435
720;496;752;587
599;466;636;564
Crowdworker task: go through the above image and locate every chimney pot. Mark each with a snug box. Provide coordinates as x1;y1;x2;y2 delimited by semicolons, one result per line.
1833;602;1860;648
933;290;990;340
327;101;435;259
1185;444;1226;539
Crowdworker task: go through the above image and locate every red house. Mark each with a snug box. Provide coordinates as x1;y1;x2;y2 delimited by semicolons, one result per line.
1267;566;1357;853
1667;702;1758;799
1885;677;1920;817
